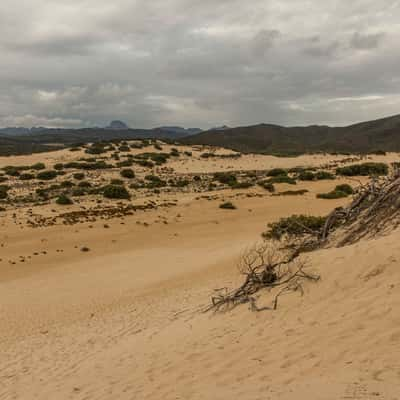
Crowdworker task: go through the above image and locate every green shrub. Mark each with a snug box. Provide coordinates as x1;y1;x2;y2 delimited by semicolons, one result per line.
144;175;166;188
263;214;326;240
60;180;74;188
116;160;133;168
170;148;180;157
336;162;388;176
78;181;91;188
258;181;275;192
72;188;86;196
53;163;64;171
56;194;73;205
103;184;131;199
120;169;135;179
0;186;9;199
230;181;254;189
213;172;237;186
335;184;353;195
267;175;296;185
73;172;85;180
31;162;46;170
315;171;335;180
219;201;236;210
37;170;58;180
19;173;35;180
274;189;308;196
110;179;124;186
267;168;287;177
298;171;315;181
317;184;353;199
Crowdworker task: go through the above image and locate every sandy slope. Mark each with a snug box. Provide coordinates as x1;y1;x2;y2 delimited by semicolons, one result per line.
1;150;400;399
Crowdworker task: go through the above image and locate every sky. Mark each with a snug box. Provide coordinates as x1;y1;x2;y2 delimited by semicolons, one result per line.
0;0;400;129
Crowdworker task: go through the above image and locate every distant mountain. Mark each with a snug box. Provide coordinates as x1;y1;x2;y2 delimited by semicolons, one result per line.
0;125;200;156
0;127;32;136
106;120;130;130
155;126;202;136
182;114;400;154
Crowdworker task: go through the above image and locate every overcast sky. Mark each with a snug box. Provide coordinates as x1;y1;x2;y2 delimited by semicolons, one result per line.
1;0;399;129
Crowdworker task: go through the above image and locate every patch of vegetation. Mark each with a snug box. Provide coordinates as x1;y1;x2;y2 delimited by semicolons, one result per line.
110;179;124;186
19;173;35;180
36;170;58;180
120;168;135;179
267;168;287;177
262;214;326;240
317;184;353;199
267;175;297;185
144;174;167;188
56;194;73;205
213;172;237;186
258;181;275;192
314;171;335;180
230;181;254;189
73;172;85;180
219;201;237;210
103;184;131;200
336;162;388;176
274;189;308;196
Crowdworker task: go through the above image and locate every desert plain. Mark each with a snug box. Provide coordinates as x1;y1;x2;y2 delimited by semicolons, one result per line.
0;142;399;399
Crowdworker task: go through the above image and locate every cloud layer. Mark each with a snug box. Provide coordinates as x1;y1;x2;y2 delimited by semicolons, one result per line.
1;0;399;128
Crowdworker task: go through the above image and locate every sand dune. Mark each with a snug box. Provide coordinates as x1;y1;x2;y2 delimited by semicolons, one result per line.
1;147;399;399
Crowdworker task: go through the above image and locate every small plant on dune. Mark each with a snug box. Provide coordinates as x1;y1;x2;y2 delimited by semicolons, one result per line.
31;162;46;170
120;168;135;179
36;170;58;180
298;171;315;181
267;168;287;177
317;184;353;199
103;184;131;200
73;172;85;180
336;162;388;177
19;173;35;180
0;186;9;199
56;194;73;205
314;171;335;180
219;201;237;210
213;172;237;186
258;181;275;192
274;189;308;196
262;214;326;240
267;175;296;185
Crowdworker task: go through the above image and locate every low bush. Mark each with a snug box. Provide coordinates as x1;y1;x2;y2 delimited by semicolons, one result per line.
219;201;236;210
120;168;135;179
315;171;335;180
262;214;326;240
213;172;237;186
274;189;308;196
317;184;353;199
103;184;131;199
73;172;85;180
19;173;35;180
258;181;275;192
336;162;388;176
56;194;73;205
267;168;287;177
267;175;296;185
37;170;58;180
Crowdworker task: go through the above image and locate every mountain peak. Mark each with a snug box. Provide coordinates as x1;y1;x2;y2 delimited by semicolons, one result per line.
107;120;129;130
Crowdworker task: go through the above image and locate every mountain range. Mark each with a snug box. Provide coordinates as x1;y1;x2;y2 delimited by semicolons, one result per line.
182;114;400;155
2;114;400;156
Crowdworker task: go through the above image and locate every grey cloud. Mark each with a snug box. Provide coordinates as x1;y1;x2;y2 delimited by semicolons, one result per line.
0;0;400;129
350;31;386;50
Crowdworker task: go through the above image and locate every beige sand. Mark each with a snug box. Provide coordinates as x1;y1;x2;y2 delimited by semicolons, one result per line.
1;148;399;399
